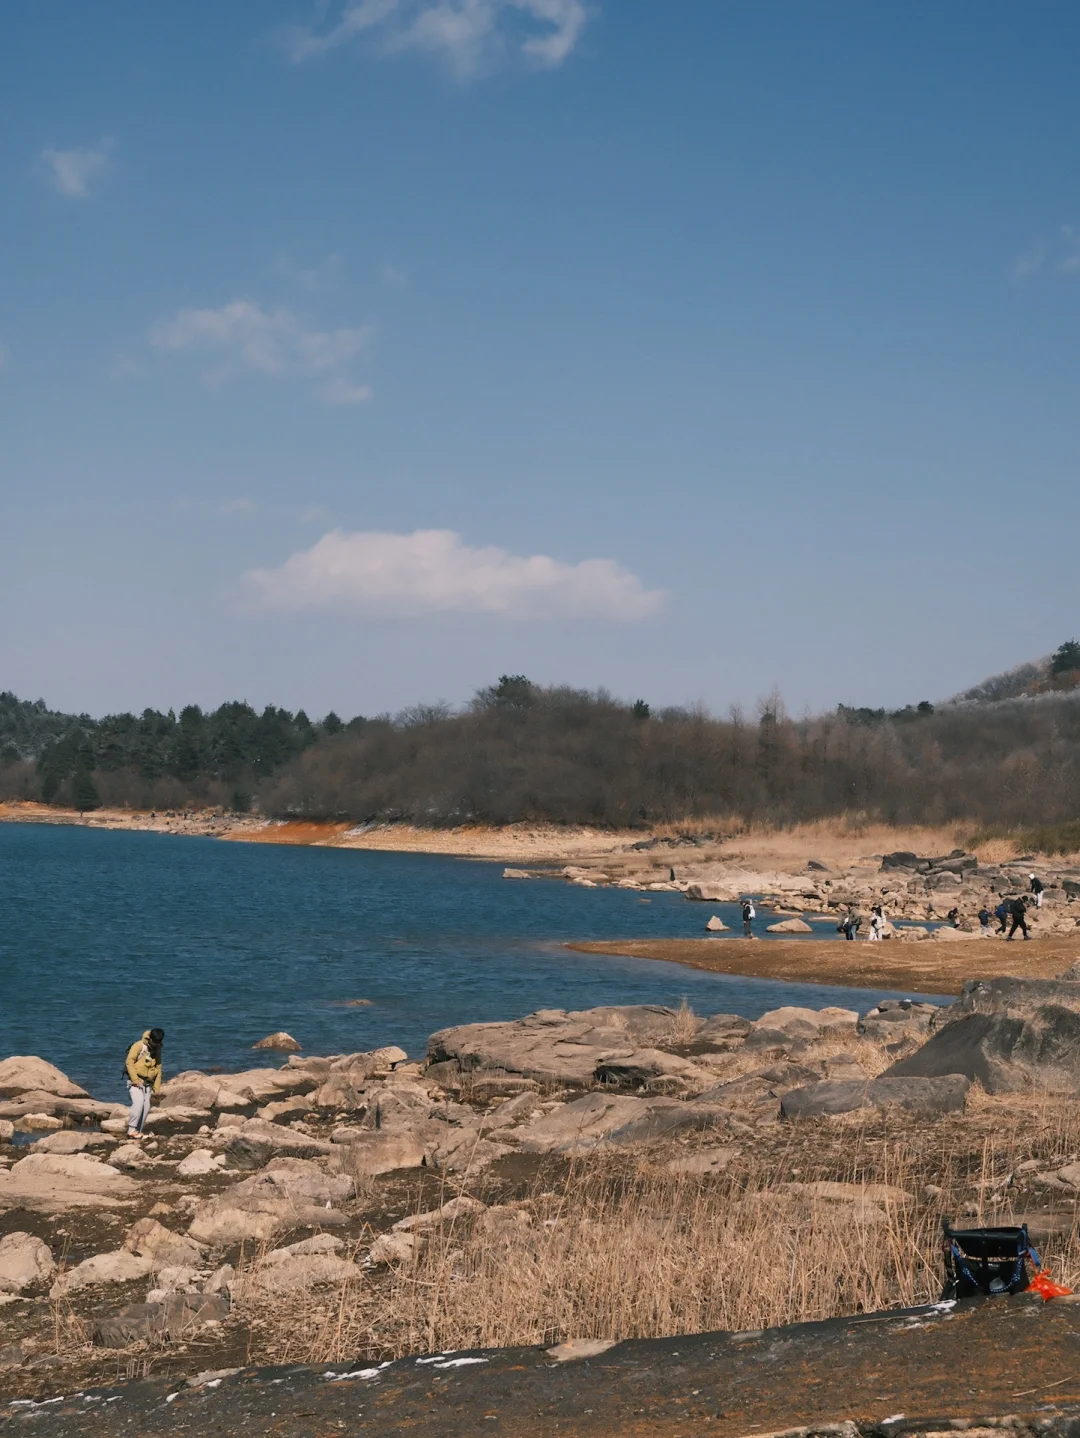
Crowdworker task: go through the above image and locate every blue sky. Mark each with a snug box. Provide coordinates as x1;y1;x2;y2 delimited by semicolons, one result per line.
2;1;1079;721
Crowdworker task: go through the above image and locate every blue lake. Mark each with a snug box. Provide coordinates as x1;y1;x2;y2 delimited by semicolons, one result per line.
0;823;942;1100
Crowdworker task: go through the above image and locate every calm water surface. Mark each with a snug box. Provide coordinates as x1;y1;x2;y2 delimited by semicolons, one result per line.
0;824;941;1099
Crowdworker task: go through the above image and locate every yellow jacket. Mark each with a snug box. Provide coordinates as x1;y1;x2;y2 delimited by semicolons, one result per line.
125;1032;162;1093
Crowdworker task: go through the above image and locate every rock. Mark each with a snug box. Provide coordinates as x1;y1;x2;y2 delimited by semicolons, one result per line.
124;1218;206;1267
885;977;1080;1094
0;1121;12;1144
428;1005;698;1087
392;1195;486;1233
92;1293;229;1348
746;1007;858;1047
112;1141;160;1169
50;1249;154;1297
766;918;813;934
0;1152;138;1212
212;1119;333;1170
705;916;728;932
330;1131;433;1177
31;1130;113;1155
143;1105;214;1135
895;925;931;942
665;1145;737;1175
369;1232;417;1266
177;1148;229;1178
203;1264;235;1295
858;1000;940;1040
187;1158;352;1245
881;852;920;871
695;1015;752;1046
13;1113;63;1132
513;1093;725;1155
257;1096;313;1122
546;1338;618;1362
685;884;741;903
263;1234;344;1264
252;1032;301;1052
0;1092;116;1123
0;1232;56;1293
930;923;980;940
0;1057;89;1100
502;868;532;879
1059;960;1080;981
780;1075;970;1120
0;1342;27;1370
238;1253;359;1296
806;859;830;872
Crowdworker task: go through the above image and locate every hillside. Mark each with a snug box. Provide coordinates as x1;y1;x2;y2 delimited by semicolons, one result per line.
4;645;1080;831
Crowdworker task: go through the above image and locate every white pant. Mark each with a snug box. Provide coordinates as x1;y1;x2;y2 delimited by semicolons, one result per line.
1033;891;1043;907
127;1082;152;1134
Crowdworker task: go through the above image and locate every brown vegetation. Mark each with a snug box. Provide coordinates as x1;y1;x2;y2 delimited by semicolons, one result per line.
235;1094;1080;1367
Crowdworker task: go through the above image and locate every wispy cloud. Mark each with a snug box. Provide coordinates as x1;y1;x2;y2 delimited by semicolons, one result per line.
40;139;113;198
1012;227;1080;281
301;506;331;523
243;528;665;620
219;498;255;515
149;298;373;403
283;0;588;77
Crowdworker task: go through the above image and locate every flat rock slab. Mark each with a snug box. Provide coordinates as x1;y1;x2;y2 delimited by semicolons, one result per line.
10;1296;1080;1436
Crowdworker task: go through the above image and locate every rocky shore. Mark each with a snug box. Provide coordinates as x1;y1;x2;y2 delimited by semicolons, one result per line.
7;972;1080;1429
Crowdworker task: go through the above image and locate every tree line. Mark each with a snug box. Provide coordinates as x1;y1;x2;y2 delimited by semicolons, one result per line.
3;661;1080;828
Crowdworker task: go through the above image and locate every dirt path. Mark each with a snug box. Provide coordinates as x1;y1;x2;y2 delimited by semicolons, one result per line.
568;934;1080;995
8;1295;1080;1437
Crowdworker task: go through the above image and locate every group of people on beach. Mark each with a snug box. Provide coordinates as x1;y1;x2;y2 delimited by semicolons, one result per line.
738;872;1046;944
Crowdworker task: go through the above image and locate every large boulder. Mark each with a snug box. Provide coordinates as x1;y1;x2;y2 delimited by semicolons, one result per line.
32;1130;113;1155
427;1005;700;1087
744;1007;858;1049
0;1233;56;1294
329;1130;436;1177
512;1092;725;1154
50;1249;154;1298
885;977;1080;1093
92;1293;229;1348
0;1152;139;1212
124;1218;206;1268
0;1057;88;1100
211;1119;333;1170
780;1075;970;1120
187;1158;352;1246
766;918;813;934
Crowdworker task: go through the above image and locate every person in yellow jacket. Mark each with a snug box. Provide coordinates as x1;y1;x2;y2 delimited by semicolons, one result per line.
124;1028;164;1139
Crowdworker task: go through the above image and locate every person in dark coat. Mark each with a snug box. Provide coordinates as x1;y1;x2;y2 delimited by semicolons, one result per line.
978;906;992;936
994;899;1009;934
1006;895;1031;941
741;900;755;938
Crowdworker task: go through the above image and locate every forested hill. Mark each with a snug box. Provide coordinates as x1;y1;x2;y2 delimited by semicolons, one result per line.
3;646;1080;830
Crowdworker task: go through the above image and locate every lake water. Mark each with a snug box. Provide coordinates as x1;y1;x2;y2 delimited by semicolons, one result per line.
0;823;941;1100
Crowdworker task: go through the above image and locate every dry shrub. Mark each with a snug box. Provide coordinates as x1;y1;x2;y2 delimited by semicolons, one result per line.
667;999;699;1046
236;1098;1080;1367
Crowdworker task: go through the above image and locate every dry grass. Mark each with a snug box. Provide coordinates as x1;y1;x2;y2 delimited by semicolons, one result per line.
236;1097;1080;1367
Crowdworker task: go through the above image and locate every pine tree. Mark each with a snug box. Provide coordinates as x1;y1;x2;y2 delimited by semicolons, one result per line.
71;770;101;812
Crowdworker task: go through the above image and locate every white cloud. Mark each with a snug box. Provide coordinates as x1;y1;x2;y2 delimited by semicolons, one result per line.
284;0;587;76
149;298;373;399
40;139;112;197
243;528;665;620
321;376;373;405
1012;227;1080;281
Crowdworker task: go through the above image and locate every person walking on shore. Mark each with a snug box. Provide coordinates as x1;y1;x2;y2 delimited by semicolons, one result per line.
741;900;755;938
1029;874;1044;908
994;899;1009;934
978;906;993;937
124;1028;164;1140
1006;896;1031;942
868;905;885;941
840;909;860;941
